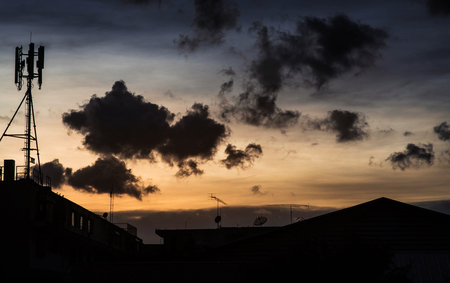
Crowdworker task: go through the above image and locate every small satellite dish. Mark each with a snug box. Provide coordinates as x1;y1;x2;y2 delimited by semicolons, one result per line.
254;216;268;226
103;212;108;219
215;216;221;224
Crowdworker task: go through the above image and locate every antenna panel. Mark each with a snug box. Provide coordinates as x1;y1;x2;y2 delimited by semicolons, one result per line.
37;46;44;69
27;43;34;76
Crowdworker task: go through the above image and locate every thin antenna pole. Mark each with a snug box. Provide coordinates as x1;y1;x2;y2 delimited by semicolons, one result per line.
110;185;114;223
30;99;41;183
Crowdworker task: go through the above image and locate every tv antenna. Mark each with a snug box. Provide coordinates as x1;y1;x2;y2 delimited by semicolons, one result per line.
270;203;309;224
210;193;226;228
110;186;114;223
0;42;45;182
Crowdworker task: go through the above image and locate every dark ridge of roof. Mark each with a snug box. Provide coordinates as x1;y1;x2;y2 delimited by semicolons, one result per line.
203;197;450;261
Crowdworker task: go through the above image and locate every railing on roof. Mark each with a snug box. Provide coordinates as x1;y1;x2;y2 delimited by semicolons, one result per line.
14;166;51;187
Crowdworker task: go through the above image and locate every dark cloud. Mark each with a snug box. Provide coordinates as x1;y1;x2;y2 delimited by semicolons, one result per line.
251;185;267;195
220;143;263;169
424;0;450;17
63;82;229;175
404;131;414;137
219;79;234;96
386;143;435;171
62;80;174;160
175;0;240;52
157;103;229;165
379;128;395;134
36;159;71;189
434;121;450;141
66;156;159;200
248;14;389;91
303;110;369;143
219;67;236;77
219;85;300;129
175;160;204;178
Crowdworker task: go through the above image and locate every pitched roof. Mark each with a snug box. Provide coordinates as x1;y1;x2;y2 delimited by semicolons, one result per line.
206;197;450;261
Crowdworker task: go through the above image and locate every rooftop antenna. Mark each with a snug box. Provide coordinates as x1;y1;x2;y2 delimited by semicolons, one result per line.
210;193;226;228
0;42;45;182
289;203;309;224
270;203;309;224
110;185;114;223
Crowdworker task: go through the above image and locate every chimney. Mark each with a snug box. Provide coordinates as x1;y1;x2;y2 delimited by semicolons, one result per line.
4;160;15;181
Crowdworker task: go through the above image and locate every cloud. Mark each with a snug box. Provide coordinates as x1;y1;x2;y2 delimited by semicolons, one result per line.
434;121;450;141
379;128;395;134
62;81;174;160
175;160;204;178
368;156;382;167
157;103;229;164
164;90;181;100
35;159;71;189
424;0;450;17
247;14;389;91
219;79;234;96
251;185;267;195
439;149;450;165
219;67;236;77
404;131;414;137
220;143;263;169
174;0;240;52
66;155;159;200
386;143;435;171
219;84;300;129
303;110;369;143
63;81;229;173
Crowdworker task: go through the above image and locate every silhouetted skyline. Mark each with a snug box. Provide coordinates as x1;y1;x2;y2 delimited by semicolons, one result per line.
1;0;450;244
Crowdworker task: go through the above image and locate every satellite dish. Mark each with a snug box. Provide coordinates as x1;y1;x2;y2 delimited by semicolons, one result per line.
103;212;108;219
215;216;221;224
254;216;267;226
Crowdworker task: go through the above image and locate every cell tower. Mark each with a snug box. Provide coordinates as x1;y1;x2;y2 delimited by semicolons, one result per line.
0;42;45;182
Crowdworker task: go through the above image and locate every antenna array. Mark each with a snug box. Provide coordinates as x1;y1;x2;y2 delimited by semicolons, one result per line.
1;42;45;181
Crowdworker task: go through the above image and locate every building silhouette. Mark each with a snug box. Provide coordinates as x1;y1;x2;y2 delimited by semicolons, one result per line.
1;159;143;281
3;156;450;282
66;197;450;283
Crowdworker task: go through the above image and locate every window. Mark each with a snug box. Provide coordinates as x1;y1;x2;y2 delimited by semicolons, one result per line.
87;219;92;234
80;216;84;230
71;211;75;227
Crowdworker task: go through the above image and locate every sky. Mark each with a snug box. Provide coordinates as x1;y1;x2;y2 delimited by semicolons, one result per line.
1;0;450;244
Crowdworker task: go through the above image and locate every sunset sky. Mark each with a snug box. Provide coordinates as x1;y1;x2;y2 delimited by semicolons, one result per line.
1;0;450;243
